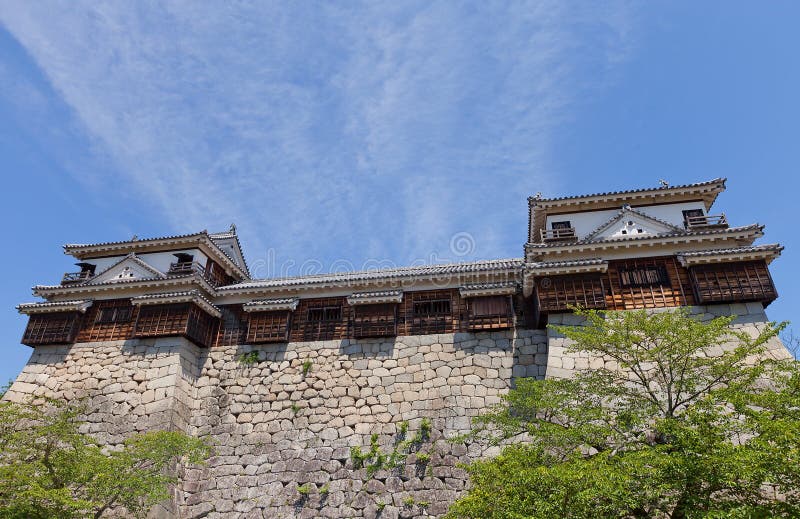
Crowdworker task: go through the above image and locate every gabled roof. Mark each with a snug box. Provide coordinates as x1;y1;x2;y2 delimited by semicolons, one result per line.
208;225;250;277
87;253;165;285
528;178;727;244
583;206;684;241
63;229;249;280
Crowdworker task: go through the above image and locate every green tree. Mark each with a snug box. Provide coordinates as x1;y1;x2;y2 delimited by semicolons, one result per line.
447;308;800;519
0;397;211;518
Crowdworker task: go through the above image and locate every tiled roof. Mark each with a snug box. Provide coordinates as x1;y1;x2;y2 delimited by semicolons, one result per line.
64;231;205;250
459;281;519;297
17;300;93;314
31;274;215;299
677;244;783;257
529;178;726;204
242;298;300;311
63;229;249;280
529;258;606;268
348;290;404;299
244;297;300;305
526;258;609;275
459;281;518;291
208;228;251;277
347;290;404;305
131;290;221;317
526;224;763;249
219;258;524;291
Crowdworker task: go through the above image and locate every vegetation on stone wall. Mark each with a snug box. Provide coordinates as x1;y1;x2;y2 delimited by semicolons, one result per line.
447;308;800;518
236;351;260;365
0;397;211;518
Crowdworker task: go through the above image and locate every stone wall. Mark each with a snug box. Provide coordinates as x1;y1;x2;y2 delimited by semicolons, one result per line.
544;302;792;380
4;303;791;518
4;329;548;518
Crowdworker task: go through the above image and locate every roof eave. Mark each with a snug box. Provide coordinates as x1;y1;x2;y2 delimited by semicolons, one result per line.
32;273;215;299
526;226;763;257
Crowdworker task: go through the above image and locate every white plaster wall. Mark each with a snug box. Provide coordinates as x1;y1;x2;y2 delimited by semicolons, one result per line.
545;201;708;239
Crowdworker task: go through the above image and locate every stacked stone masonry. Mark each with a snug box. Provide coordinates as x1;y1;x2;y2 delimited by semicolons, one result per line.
4;303;790;518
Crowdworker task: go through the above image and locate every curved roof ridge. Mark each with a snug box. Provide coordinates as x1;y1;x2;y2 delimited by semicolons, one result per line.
529;178;726;204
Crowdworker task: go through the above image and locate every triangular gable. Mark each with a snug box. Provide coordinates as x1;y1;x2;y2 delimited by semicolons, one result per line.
89;254;166;285
585;207;684;241
209;228;249;277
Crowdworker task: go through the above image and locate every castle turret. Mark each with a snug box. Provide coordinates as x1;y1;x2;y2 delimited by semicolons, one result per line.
523;178;779;325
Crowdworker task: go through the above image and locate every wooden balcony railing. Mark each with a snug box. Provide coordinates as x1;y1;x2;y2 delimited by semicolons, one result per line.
61;271;94;284
168;261;206;276
685;214;728;230
168;261;226;287
540;227;578;242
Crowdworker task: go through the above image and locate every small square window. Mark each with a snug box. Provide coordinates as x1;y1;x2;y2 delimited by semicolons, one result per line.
551;221;572;230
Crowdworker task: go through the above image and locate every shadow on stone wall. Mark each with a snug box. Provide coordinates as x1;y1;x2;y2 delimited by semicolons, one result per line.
339;337;397;358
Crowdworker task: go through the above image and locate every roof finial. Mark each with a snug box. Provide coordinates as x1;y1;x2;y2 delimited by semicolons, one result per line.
658;179;669;187
131;234;138;241
229;223;237;234
533;192;542;200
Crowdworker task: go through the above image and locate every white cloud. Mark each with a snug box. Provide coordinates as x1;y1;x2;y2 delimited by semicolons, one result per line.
0;1;637;276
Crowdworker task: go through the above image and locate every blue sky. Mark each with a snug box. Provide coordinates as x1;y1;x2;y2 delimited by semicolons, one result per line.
1;2;798;383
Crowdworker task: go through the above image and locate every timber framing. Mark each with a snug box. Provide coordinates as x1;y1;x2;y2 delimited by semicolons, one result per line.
17;179;784;347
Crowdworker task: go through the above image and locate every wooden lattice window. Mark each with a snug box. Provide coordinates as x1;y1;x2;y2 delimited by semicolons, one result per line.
134;303;191;338
619;265;670;288
300;302;343;341
690;260;777;305
134;303;218;347
536;275;608;313
466;296;513;330
412;299;451;316
308;306;342;322
216;305;247;346
185;304;219;347
95;304;133;324
22;312;81;346
353;304;397;338
246;311;291;343
406;291;456;335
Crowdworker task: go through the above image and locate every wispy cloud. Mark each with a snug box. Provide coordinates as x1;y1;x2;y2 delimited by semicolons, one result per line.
0;1;637;275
